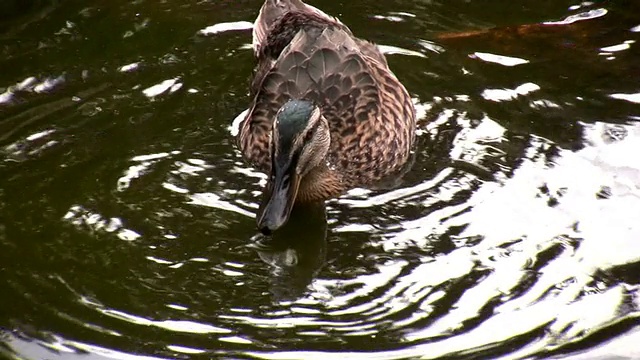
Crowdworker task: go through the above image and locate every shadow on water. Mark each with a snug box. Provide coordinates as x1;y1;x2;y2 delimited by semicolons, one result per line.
0;0;60;33
250;202;328;302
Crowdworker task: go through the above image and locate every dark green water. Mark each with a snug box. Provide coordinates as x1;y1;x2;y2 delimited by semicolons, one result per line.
2;1;640;359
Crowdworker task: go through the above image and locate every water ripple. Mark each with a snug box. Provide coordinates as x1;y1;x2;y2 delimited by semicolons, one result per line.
2;1;640;359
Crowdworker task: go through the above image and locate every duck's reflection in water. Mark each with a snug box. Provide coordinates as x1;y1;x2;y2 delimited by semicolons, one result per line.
249;202;327;301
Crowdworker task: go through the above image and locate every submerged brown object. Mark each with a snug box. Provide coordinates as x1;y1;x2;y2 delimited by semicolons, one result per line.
237;0;416;234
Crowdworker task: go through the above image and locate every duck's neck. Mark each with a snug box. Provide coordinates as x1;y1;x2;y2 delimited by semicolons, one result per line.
297;162;342;202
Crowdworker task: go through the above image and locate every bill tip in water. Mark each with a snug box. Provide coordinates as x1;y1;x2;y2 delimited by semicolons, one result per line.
259;226;272;236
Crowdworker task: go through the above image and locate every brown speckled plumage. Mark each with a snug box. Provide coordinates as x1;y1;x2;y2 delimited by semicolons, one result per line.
238;0;416;202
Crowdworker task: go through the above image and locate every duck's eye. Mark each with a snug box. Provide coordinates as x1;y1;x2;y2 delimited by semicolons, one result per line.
303;128;315;143
304;122;320;144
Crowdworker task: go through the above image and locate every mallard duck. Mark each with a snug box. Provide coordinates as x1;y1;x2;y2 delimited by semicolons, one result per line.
238;0;416;234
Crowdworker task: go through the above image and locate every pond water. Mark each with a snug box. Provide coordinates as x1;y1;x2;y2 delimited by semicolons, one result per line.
2;0;640;359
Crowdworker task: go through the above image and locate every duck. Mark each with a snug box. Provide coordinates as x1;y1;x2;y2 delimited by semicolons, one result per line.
237;0;416;234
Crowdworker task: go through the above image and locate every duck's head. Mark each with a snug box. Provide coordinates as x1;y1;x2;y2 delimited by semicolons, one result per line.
257;99;330;235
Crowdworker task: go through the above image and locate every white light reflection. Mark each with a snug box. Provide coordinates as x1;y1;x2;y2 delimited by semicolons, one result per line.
372;14;411;22
118;151;180;191
6;333;167;360
560;324;640;360
146;256;173;265
17;76;38;90
0;77;39;104
471;52;529;66
142;78;182;98
118;62;140;72
117;229;141;241
417;40;445;54
70;341;166;359
166;345;206;354
414;121;640;350
450;115;505;160
609;92;640;104
132;152;177;162
219;314;311;329
198;21;254;35
333;223;375;233
0;89;13;104
481;82;540;102
230;164;267;181
530;99;562;109
26;129;56;141
219;336;253;344
378;45;427;58
101;309;232;334
62;205;140;241
187;192;254;217
600;41;633;53
33;75;66;93
245;287;638;360
162;182;189;194
543;8;608;25
117;164;150;191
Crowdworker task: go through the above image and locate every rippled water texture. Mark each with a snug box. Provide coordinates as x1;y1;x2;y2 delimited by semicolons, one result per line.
2;1;640;359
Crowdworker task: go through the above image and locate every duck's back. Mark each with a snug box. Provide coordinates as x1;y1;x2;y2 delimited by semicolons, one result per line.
239;7;415;194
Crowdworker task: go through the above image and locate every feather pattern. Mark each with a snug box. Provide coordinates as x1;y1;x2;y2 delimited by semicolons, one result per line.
239;0;416;201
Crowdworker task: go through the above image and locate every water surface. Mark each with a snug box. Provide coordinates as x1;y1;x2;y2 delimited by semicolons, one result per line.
2;0;640;359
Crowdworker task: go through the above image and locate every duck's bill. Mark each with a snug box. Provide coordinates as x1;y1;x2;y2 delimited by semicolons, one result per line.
256;168;300;235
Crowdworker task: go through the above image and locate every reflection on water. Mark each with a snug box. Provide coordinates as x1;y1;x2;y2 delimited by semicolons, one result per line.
1;0;640;359
251;202;328;301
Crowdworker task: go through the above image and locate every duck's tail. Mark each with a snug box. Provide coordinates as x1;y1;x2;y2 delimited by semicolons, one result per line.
252;0;340;56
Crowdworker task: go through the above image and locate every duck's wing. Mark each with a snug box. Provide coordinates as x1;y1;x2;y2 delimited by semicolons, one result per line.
307;30;414;180
252;0;340;56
